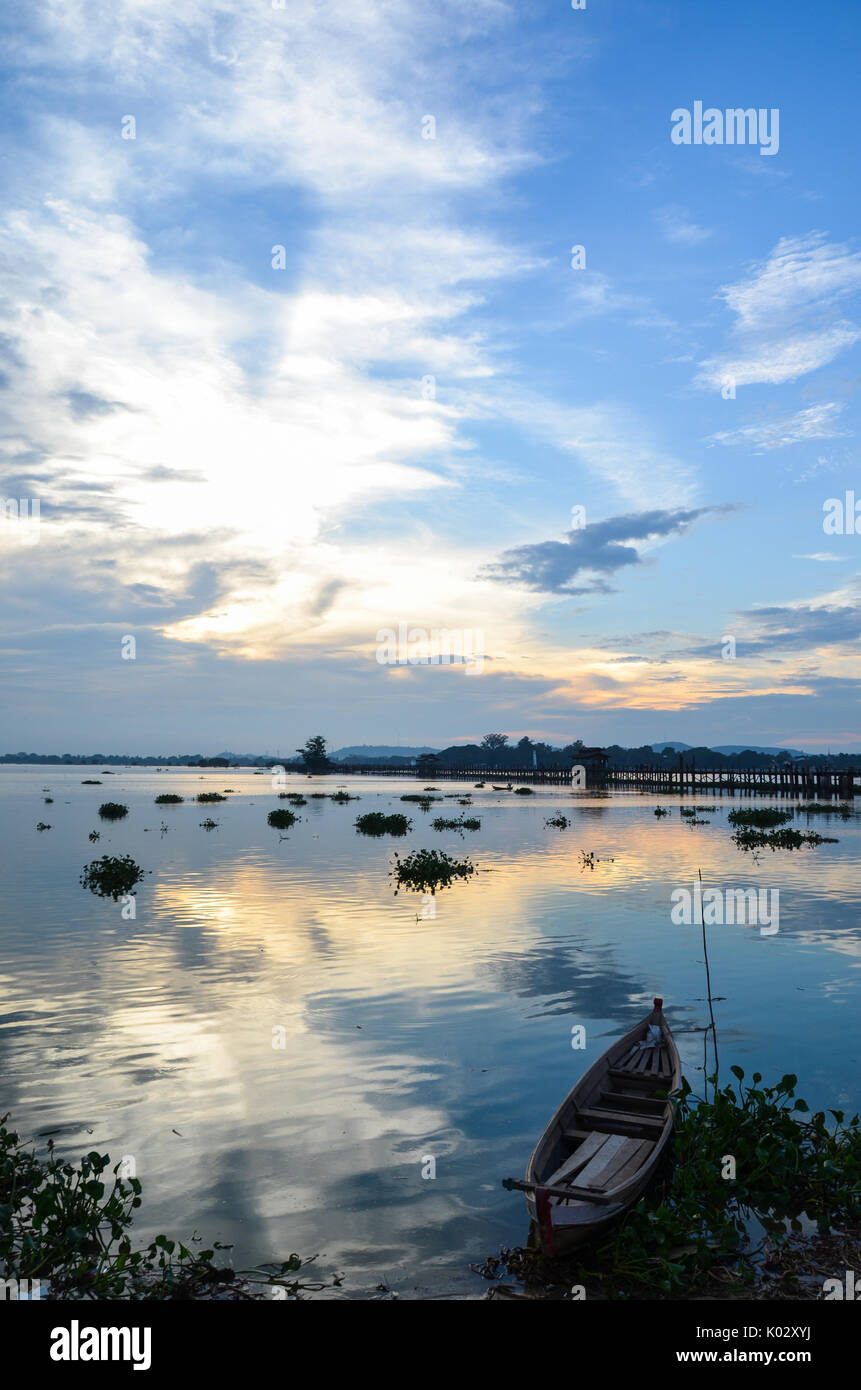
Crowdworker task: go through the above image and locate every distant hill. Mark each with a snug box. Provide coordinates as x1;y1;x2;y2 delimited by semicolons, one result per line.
653;741;806;758
710;745;806;758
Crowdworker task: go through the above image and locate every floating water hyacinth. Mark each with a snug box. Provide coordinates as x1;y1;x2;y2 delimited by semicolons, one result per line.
80;855;145;899
390;848;476;894
355;812;412;837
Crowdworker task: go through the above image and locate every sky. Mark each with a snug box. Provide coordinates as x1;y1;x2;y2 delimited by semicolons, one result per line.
1;0;860;754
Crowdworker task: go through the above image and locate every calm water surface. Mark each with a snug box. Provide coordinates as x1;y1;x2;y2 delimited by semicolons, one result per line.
1;768;859;1297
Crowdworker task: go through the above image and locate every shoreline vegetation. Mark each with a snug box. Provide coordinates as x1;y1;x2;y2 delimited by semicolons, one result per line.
0;1116;331;1300
480;1070;861;1301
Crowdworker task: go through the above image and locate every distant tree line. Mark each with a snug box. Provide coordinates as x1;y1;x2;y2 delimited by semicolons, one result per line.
2;737;856;770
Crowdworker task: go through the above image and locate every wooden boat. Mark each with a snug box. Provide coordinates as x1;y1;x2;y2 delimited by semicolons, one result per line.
492;783;512;790
503;999;680;1254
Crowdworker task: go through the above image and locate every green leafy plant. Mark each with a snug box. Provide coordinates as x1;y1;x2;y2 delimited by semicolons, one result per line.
0;1115;329;1300
431;815;481;832
733;827;839;852
267;809;297;829
98;802;129;820
355;812;412;837
80;855;145;899
727;807;792;828
796;801;853;819
390;848;476;894
400;795;440;811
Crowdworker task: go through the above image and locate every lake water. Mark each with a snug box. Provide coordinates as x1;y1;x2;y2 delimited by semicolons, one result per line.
1;766;859;1298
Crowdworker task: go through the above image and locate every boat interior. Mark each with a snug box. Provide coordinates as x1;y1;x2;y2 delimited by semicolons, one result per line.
539;1032;676;1202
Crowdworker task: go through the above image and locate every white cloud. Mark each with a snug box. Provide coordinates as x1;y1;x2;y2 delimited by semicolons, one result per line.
706;401;847;451
697;233;861;389
655;205;711;245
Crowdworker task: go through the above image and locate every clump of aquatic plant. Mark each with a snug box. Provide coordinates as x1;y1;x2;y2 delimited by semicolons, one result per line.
654;807;670;817
545;813;571;829
196;792;226;804
199;818;218;830
280;794;307;805
267;808;297;829
431;815;481;832
88;831;100;842
513;786;534;796
0;1114;331;1300
474;782;485;789
309;793;329;799
390;848;476;894
44;797;54;804
423;786;440;791
456;798;472;805
733;826;838;852
727;807;792;828
400;795;440;811
685;817;710;826
796;801;853;819
579;849;614;869
155;794;184;805
330;791;360;803
98;802;129;820
355;812;412;837
80;855;145;900
36;822;52;831
491;1069;861;1298
81;780;102;785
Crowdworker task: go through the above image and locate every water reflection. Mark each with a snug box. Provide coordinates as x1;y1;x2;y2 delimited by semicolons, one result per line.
0;768;859;1296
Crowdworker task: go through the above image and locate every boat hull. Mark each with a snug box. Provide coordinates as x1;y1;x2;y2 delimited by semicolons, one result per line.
523;1005;680;1254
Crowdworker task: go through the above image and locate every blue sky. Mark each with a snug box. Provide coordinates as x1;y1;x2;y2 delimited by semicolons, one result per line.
1;0;859;753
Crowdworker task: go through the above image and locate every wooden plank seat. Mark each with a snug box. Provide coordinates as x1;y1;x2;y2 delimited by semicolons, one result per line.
567;1107;665;1140
614;1043;672;1076
548;1134;655;1204
598;1089;666;1116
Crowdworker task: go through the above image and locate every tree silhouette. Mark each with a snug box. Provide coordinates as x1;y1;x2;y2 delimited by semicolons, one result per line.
296;735;331;770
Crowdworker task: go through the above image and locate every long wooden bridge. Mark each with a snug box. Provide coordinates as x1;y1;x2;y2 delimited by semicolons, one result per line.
327;761;858;798
605;764;857;799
